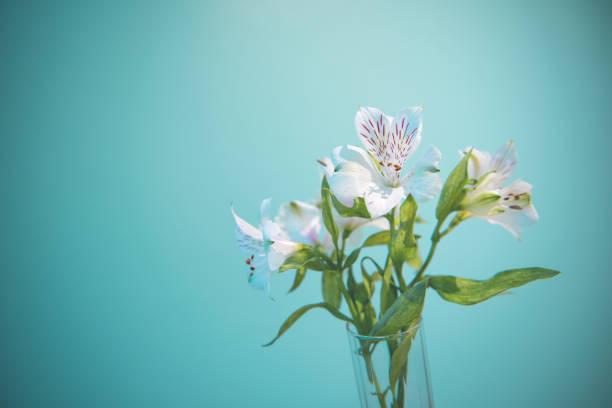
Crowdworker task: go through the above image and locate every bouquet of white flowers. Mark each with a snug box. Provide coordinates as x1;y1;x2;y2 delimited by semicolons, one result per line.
231;106;559;408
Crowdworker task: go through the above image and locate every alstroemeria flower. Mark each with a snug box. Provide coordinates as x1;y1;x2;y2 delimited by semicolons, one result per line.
276;199;389;254
325;106;442;218
459;141;538;239
231;199;301;297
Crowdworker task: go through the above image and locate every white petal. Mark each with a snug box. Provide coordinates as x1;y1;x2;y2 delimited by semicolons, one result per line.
260;198;272;222
479;178;538;240
246;254;272;297
231;205;264;253
501;178;532;196
364;216;390;230
490;141;517;185
345;228;363;251
355;106;391;163
342;216;389;251
333;145;375;171
336;215;389;232
404;171;442;203
268;239;301;270
464;147;492;180
276;200;321;245
466;142;517;183
363;184;406;218
388;107;423;166
301;216;321;246
411;145;441;175
403;147;442;202
320;232;334;255
355;106;423;183
317;157;334;178
328;159;377;207
498;179;538;222
261;219;289;243
480;204;538;240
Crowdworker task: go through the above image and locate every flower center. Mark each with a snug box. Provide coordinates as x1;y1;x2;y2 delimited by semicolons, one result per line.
245;254;255;282
377;160;402;186
502;192;530;210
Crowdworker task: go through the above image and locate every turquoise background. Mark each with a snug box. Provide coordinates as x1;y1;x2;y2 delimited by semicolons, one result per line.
2;0;611;406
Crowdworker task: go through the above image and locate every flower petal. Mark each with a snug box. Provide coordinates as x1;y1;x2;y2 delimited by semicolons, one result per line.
489;141;517;185
276;200;321;245
268;239;301;270
355;106;391;163
404;171;442;203
262;218;289;243
412;145;441;174
388;107;423;166
466;141;517;183
363;184;406;218
340;216;389;251
480;204;538;240
332;145;375;171
328;157;377;207
465;147;492;180
246;254;272;297
481;179;538;239
231;205;264;253
260;198;272;222
355;107;423;183
403;146;442;202
317;156;334;178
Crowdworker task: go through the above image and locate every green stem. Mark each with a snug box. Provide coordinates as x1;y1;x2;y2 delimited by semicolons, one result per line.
439;212;465;238
334;234;361;330
338;274;360;325
409;220;442;287
364;351;387;408
386;210;407;292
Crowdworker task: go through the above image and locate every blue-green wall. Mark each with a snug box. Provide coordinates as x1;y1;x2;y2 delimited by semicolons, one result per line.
2;0;611;406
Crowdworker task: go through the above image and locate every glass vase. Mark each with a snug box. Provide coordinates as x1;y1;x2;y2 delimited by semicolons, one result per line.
346;319;434;408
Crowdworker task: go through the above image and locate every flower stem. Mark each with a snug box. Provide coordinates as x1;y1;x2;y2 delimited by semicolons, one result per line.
338;274;360;326
409;220;442;287
364;351;387;408
386;210;407;292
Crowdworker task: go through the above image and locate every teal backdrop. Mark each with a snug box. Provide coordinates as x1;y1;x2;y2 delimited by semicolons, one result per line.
2;0;611;407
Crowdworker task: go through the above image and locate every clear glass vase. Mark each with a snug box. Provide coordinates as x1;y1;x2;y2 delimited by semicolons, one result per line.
346;319;434;408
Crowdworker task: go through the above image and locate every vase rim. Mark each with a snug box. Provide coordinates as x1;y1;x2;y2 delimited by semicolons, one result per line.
345;317;423;341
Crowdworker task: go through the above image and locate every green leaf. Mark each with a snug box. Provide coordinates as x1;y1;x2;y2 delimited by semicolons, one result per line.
389;334;413;389
360;257;382;299
288;268;307;293
415;215;427;224
263;302;353;347
370;280;427;337
279;247;325;272
362;230;391;247
322;272;342;309
328;192;371;219
436;151;471;222
380;258;397;316
348;268;376;334
359;302;377;334
429;267;561;306
406;248;422;270
343;247;361;270
390;195;418;274
321;177;339;247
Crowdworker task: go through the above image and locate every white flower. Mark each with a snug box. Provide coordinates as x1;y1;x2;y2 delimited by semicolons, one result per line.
460;141;538;239
276;201;322;247
275;199;389;254
325;106;442;218
231;199;301;297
